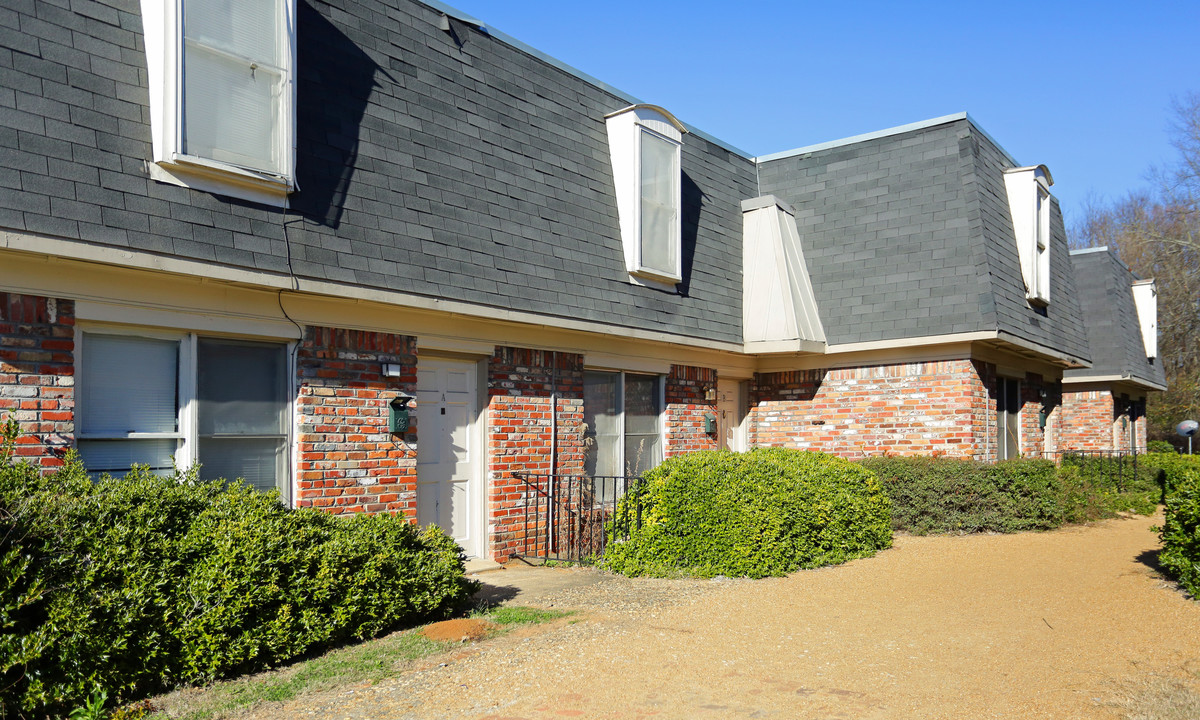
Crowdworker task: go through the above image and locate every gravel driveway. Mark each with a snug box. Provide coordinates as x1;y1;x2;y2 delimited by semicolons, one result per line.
250;513;1200;719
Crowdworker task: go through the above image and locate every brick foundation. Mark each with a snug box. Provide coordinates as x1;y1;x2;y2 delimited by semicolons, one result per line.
0;293;74;468
486;347;584;561
295;327;418;515
665;364;719;456
749;359;991;459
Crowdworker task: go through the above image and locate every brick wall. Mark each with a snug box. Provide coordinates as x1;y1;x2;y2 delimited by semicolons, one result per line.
0;293;74;468
665;364;718;456
295;327;417;515
749;359;990;459
486;347;584;561
1061;388;1148;452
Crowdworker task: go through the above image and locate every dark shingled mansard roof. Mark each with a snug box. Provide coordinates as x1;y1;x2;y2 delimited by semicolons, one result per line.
1065;248;1166;389
1;0;1096;363
756;116;1090;364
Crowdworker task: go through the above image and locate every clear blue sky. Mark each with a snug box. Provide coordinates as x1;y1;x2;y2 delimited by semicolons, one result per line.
440;0;1199;231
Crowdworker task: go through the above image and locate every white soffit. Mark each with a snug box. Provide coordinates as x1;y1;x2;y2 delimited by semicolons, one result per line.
741;195;826;347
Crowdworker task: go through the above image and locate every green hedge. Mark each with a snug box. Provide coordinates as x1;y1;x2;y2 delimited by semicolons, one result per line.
861;455;1159;536
0;424;476;716
1159;468;1200;598
1147;454;1200;598
1141;452;1200;495
860;457;1066;534
603;449;892;579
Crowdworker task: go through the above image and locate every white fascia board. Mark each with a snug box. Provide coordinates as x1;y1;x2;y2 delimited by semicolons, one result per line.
583;352;672;375
1062;373;1168;392
0;232;746;354
1131;279;1158;359
826;330;1088;369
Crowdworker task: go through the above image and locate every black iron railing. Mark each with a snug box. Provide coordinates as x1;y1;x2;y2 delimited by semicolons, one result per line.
511;472;643;564
1047;449;1140;493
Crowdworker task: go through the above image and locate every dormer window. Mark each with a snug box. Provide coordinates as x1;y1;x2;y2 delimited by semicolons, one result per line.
606;105;687;286
1131;279;1158;359
140;0;297;207
1003;165;1054;306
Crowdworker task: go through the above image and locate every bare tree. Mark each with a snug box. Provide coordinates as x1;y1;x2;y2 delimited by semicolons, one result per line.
1072;93;1200;442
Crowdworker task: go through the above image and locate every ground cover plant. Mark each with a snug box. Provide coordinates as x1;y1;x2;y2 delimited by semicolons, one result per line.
603;448;892;579
861;455;1160;535
0;418;477;718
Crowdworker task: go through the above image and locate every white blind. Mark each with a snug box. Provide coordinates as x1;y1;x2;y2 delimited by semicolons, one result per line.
80;334;179;435
182;0;284;173
185;0;279;62
639;130;679;275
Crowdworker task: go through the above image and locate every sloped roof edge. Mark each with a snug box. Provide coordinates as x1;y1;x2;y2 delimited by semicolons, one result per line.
755;112;1021;168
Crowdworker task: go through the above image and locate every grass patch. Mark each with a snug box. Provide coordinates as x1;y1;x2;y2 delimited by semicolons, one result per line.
1106;672;1200;720
482;606;571;625
144;606;569;719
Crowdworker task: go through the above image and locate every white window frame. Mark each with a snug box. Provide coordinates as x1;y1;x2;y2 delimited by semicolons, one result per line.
140;0;298;207
583;369;665;478
75;325;294;501
1003;165;1054;306
605;104;687;287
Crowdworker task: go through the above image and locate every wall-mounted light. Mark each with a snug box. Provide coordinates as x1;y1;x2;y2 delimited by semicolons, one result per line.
704;387;717;402
382;363;402;377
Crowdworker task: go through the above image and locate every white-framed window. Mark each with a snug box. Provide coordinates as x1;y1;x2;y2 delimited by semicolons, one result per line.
140;0;297;206
583;370;663;478
1003;165;1053;305
76;329;291;496
996;377;1021;460
605;105;687;286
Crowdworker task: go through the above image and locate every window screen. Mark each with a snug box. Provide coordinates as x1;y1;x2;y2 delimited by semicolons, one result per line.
197;338;287;492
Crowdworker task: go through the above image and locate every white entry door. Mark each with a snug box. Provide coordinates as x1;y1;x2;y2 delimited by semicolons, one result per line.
417;359;481;558
717;379;747;452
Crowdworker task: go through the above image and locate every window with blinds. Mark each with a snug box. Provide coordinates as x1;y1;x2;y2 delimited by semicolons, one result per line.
76;331;289;494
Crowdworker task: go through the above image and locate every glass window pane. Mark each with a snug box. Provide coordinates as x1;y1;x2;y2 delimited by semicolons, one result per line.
184;44;281;172
625;433;660;477
639;130;678;275
78;439;178;478
623;374;660;435
184;0;279;64
197;339;287;435
584;371;620;478
80;334;178;435
198;437;284;493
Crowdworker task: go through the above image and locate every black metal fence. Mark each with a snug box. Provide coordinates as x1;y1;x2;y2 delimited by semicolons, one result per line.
511;472;643;564
1046;449;1141;493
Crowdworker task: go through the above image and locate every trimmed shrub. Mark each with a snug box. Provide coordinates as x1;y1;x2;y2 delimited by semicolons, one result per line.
1141;452;1200;496
0;425;476;716
861;457;1065;534
1159;467;1200;598
1147;440;1178;454
863;455;1160;536
603;449;892;579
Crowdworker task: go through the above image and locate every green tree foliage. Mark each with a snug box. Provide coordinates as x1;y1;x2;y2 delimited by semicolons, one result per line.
603;449;892;579
1072;92;1200;443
